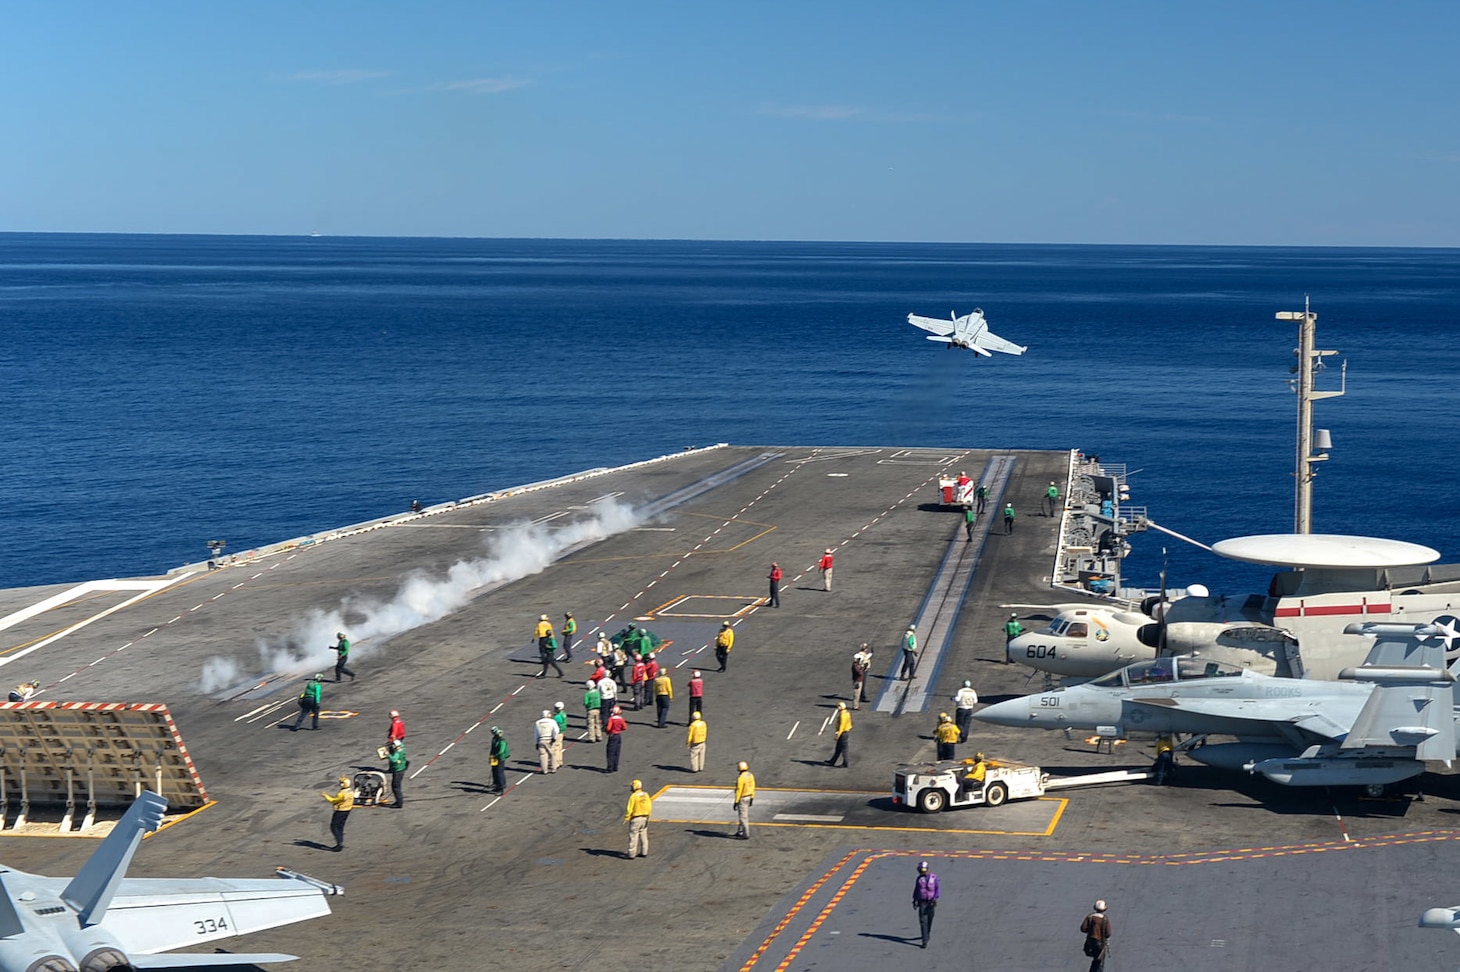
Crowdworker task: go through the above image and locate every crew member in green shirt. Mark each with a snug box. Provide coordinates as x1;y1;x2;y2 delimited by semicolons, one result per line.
292;674;323;731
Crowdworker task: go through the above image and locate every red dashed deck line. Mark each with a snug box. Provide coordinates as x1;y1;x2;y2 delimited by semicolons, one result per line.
741;828;1459;969
767;853;880;972
739;849;863;972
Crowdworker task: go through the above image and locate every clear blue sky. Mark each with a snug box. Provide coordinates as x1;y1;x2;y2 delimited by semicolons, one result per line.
3;1;1457;245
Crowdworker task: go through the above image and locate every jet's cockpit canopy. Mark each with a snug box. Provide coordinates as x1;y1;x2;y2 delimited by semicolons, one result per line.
1093;656;1246;688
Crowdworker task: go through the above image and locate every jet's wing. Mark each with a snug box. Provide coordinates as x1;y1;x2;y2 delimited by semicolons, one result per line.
907;313;956;336
131;954;299;968
90;872;340;957
972;329;1028;356
1131;695;1363;738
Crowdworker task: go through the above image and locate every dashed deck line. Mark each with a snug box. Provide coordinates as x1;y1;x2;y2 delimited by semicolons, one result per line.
740;832;1460;970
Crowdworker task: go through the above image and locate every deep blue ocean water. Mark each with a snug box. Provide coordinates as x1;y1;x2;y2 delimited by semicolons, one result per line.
1;234;1456;596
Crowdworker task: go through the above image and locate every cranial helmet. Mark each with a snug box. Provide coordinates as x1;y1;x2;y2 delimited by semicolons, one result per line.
631;779;642;790
1094;900;1107;912
738;761;748;771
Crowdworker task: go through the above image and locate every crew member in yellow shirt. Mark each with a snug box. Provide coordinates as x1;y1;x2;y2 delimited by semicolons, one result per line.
733;761;756;839
686;711;708;772
321;775;354;852
624;779;652;859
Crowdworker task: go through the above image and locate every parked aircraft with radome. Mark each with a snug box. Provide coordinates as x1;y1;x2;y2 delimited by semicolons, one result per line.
907;308;1027;356
978;622;1453;791
1005;596;1298;680
0;791;340;970
1009;534;1457;684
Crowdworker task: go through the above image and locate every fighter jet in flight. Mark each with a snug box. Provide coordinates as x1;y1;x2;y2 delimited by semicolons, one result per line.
977;622;1454;790
0;791;340;970
907;308;1027;357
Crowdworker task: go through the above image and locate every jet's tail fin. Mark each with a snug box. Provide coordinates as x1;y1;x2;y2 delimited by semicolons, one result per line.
0;875;24;939
1339;623;1454;762
61;791;168;926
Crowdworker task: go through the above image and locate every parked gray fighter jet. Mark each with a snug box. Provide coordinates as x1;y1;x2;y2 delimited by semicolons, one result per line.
976;622;1452;790
0;791;340;970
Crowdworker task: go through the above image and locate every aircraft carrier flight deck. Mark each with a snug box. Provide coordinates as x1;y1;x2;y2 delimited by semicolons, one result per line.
0;445;1452;971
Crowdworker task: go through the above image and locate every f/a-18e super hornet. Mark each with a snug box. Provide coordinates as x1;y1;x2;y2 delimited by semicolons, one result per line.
0;791;340;970
907;308;1027;357
977;622;1453;791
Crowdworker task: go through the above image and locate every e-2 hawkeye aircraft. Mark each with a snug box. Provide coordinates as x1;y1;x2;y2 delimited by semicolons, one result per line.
1008;534;1460;683
0;791;339;970
907;308;1027;357
978;622;1453;791
1006;591;1298;680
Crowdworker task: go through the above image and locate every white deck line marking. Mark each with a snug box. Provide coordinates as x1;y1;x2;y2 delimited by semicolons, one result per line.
91;656;107;665
232;583;246;590
58;673;75;682
774;813;844;823
512;685;525;695
787;720;799;740
439;742;456;755
250;573;263;579
480;796;503;812
165;616;182;624
248;700;291;724
237;703;272;721
143;628;158;637
118;641;133;649
211;593;226;600
269;563;280;569
490;703;504;713
190;604;203;611
819;715;831;735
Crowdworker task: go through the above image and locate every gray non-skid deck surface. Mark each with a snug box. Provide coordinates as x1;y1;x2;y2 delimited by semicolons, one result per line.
0;444;1454;972
732;839;1453;971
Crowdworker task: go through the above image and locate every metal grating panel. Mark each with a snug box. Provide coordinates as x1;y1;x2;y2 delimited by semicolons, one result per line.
0;702;208;810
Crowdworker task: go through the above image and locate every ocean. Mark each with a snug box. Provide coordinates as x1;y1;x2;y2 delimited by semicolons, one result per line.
1;233;1456;597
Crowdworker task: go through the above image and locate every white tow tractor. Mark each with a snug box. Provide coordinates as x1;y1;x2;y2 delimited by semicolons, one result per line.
893;758;1149;813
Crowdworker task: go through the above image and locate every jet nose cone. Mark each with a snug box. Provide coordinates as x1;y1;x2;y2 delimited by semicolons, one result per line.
975;697;1041;728
1006;634;1031;665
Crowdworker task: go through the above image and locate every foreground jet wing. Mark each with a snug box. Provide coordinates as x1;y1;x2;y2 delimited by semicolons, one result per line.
907;313;956;337
0;792;340;970
971;328;1028;356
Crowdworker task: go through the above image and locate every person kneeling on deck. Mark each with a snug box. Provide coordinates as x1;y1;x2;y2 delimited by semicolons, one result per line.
8;680;39;703
960;753;987;799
